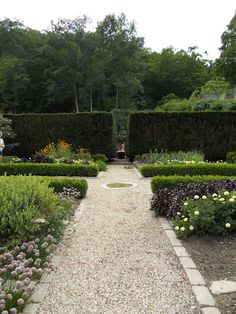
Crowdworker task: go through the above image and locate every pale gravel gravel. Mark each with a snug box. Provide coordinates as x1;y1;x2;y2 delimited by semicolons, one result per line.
38;165;200;314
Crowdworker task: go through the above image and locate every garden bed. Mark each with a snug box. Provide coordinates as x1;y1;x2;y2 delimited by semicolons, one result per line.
183;234;236;314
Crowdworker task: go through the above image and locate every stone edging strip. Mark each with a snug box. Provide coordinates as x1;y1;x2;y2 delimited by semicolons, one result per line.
158;217;221;314
22;199;88;314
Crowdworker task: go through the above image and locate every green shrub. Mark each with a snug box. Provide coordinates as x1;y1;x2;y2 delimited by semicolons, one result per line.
4;113;114;158
127;112;236;160
0;163;98;176
0;176;59;243
95;160;107;171
173;190;236;238
141;163;236;178
48;178;88;198
151;175;235;192
92;153;108;162
226;151;236;163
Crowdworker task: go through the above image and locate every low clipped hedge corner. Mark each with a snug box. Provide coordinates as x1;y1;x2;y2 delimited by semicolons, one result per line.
48;178;88;198
141;163;236;178
151;175;235;192
0;163;98;177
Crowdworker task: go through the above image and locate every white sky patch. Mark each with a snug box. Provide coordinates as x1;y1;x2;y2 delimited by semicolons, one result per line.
0;0;235;60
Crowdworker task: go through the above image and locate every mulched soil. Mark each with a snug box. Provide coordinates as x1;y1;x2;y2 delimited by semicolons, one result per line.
183;233;236;314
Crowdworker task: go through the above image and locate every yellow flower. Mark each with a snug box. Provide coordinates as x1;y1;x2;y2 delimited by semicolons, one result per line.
229;198;234;203
180;227;185;231
184;218;188;222
184;202;188;206
219;198;225;202
225;223;231;228
194;210;200;216
175;226;180;231
224;191;230;196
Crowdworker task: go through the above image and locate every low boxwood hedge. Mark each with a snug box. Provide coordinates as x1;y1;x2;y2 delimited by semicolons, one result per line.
141;163;236;178
151;175;235;192
48;178;88;198
0;163;98;177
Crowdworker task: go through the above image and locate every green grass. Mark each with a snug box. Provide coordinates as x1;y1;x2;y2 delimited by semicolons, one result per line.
106;182;133;188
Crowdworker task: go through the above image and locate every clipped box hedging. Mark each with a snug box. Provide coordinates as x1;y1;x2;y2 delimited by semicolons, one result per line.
48;178;88;198
0;163;98;177
151;175;235;192
141;163;236;178
127;112;236;160
4;112;114;157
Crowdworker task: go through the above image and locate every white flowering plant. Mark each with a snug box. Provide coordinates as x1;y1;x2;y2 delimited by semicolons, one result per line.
173;189;236;238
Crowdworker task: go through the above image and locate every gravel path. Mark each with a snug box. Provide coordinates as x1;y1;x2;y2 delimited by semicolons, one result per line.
39;165;199;314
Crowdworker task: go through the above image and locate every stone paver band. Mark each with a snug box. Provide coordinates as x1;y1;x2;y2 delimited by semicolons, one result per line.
192;286;215;307
201;307;221;314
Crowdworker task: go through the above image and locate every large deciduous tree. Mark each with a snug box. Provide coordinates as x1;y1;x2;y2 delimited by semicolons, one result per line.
215;12;236;85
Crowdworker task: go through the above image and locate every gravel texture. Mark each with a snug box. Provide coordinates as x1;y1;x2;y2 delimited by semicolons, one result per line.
38;165;199;314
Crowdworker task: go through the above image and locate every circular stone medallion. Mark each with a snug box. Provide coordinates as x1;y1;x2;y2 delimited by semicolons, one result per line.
101;182;137;189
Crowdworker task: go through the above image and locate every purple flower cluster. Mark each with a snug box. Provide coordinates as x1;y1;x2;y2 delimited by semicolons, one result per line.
0;235;57;312
59;187;81;200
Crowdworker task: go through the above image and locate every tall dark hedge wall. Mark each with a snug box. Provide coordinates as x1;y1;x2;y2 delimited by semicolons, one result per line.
5;113;114;157
127;112;236;160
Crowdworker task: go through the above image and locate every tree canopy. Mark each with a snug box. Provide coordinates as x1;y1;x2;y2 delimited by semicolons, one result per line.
0;14;221;113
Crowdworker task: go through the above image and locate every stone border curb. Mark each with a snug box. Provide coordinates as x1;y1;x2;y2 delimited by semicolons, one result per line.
158;217;221;314
22;200;86;314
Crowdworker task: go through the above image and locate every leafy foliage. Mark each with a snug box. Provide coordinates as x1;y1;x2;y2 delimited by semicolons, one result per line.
47;177;88;198
0;176;59;243
215;12;236;85
173;190;236;238
135;150;204;164
150;179;236;217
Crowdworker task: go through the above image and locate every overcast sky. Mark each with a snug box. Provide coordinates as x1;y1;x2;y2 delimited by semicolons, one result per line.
1;0;235;60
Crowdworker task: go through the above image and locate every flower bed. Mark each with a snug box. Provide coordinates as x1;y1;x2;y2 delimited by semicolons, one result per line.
150;178;236;217
173;190;236;238
0;175;87;313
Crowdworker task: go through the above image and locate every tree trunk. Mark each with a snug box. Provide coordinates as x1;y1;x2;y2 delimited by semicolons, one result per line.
90;88;93;112
116;85;119;108
73;82;79;113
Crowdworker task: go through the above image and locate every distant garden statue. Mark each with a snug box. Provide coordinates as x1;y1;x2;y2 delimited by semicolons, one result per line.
116;143;126;159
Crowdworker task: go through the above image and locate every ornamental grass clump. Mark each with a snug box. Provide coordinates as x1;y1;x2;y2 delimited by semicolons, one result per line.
173;190;236;238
